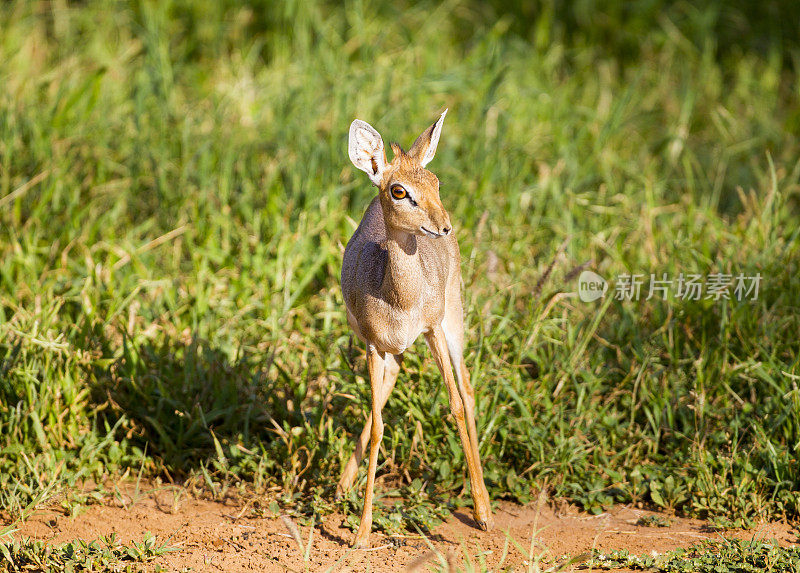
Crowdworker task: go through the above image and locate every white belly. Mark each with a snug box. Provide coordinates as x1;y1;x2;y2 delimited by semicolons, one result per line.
347;305;425;355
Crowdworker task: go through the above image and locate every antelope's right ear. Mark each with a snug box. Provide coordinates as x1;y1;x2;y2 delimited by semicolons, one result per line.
349;119;387;186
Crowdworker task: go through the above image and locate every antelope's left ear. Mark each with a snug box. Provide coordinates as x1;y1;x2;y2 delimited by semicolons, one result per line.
409;109;447;168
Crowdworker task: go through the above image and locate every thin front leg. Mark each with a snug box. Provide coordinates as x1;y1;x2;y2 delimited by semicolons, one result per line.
455;359;493;529
425;325;493;530
353;344;385;548
337;353;402;498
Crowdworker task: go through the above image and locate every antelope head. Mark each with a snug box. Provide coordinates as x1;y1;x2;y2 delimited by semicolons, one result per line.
348;110;452;238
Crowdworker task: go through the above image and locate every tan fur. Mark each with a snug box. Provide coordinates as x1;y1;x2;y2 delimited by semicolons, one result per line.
340;112;493;548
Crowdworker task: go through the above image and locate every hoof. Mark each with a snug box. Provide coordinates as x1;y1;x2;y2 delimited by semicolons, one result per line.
474;514;494;531
335;476;355;501
353;522;371;549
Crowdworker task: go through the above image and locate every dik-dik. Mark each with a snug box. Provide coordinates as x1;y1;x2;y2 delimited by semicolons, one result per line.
338;110;493;547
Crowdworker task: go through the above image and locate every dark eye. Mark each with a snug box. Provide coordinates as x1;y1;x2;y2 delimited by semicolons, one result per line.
390;185;407;200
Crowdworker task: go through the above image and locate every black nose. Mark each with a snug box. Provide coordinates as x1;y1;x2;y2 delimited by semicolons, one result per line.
442;227;451;235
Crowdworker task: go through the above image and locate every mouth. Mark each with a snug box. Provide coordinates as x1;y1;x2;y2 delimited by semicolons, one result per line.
420;226;442;237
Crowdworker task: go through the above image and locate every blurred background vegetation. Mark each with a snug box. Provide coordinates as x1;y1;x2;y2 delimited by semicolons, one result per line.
0;0;798;531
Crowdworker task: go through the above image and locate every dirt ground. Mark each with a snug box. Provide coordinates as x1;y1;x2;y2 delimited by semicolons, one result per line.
13;486;799;572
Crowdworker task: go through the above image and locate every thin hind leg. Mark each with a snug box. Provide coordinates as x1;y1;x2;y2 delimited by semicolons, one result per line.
336;352;402;498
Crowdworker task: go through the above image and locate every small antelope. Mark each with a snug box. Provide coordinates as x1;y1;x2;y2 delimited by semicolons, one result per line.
339;110;493;548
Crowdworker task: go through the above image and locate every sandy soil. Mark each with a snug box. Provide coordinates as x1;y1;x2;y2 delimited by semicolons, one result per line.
12;487;799;572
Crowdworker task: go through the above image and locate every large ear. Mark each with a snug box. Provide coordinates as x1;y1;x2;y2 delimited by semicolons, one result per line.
349;119;387;186
409;108;447;167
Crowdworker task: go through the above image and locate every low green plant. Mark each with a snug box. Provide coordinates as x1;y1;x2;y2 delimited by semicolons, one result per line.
0;532;177;572
588;538;800;572
635;514;672;528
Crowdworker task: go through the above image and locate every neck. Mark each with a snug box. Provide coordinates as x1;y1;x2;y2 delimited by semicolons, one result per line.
382;226;423;309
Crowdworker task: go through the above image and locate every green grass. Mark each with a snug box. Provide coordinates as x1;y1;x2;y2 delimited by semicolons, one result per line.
0;531;177;572
417;532;800;572
589;538;800;572
1;0;799;550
